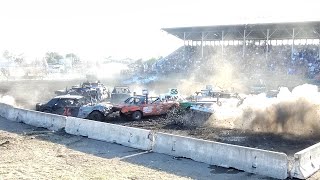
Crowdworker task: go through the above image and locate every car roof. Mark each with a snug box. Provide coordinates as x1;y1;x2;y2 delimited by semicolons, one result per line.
54;95;84;99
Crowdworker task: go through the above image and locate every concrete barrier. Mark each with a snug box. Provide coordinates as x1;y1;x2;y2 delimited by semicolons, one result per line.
153;132;288;179
0;103;15;120
15;108;66;131
0;104;66;131
290;142;320;179
65;117;92;137
66;117;153;150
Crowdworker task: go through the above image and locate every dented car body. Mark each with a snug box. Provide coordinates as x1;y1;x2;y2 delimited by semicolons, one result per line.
112;95;179;120
76;102;113;121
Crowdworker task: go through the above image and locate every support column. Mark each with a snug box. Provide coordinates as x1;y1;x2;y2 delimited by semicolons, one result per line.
242;30;246;57
318;38;320;59
221;31;224;56
291;28;295;59
183;32;186;61
201;32;204;58
266;29;270;59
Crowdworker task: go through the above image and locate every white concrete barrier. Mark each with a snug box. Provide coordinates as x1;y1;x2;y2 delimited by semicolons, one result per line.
0;103;15;120
65;117;92;137
153;132;288;179
290;142;320;179
17;108;66;131
66;117;153;150
2;105;66;131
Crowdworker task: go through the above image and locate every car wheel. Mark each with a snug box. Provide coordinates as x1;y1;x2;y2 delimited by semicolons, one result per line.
131;111;142;121
88;111;104;121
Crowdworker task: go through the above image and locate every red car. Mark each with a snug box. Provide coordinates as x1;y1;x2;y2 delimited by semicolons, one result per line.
112;95;179;120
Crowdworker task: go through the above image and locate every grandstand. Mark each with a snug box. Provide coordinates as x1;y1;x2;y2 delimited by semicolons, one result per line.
155;21;320;80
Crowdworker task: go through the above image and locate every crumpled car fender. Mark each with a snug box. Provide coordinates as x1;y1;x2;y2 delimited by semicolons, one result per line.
77;103;113;118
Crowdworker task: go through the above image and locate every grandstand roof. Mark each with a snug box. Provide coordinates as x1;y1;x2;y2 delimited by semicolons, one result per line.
162;21;320;41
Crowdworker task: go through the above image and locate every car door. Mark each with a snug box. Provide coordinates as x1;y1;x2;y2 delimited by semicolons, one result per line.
52;98;67;115
150;98;165;115
138;97;155;116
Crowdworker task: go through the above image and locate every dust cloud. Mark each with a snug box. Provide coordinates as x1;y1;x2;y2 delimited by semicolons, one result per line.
205;84;320;137
0;94;17;107
173;51;320;137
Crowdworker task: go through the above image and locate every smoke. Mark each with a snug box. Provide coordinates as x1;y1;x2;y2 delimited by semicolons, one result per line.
0;94;17;107
87;62;128;80
170;46;320;137
206;84;320;137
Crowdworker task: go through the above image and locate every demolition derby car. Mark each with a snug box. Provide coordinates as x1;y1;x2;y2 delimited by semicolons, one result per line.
110;86;131;104
76;102;113;121
55;81;110;102
112;95;179;120
179;85;245;114
75;94;179;121
35;95;90;116
36;94;112;120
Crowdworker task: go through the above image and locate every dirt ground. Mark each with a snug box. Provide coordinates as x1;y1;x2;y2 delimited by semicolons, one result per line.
1;79;320;157
107;114;320;157
0;117;276;180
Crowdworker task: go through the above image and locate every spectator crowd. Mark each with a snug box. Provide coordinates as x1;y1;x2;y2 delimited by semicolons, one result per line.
152;43;320;79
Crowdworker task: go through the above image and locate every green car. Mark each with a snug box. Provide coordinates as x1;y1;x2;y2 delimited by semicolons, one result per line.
179;101;195;109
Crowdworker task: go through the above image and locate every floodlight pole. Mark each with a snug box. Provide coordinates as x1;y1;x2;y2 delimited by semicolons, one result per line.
201;32;204;58
222;31;224;57
184;32;186;61
242;30;246;58
291;28;295;59
266;29;270;60
317;28;320;59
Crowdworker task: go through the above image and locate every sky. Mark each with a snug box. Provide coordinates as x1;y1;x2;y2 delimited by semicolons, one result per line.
0;0;320;61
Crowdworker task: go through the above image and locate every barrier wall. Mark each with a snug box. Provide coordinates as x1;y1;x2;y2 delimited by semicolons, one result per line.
0;103;66;131
153;132;288;179
0;103;15;120
66;117;153;150
13;108;66;131
290;142;320;179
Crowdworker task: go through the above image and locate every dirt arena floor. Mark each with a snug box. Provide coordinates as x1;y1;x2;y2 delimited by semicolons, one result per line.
1;79;320;158
107;114;320;157
3;117;278;180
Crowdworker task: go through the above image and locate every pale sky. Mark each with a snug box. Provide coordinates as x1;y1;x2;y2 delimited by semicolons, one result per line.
0;0;319;61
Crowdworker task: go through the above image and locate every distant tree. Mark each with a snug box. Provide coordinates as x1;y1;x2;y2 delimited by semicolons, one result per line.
2;50;24;64
145;57;157;65
135;59;143;64
2;50;12;61
45;52;63;64
66;53;81;66
14;56;24;64
1;68;9;80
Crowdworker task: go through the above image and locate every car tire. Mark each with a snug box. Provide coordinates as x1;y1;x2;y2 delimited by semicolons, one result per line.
131;111;142;121
87;111;104;121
